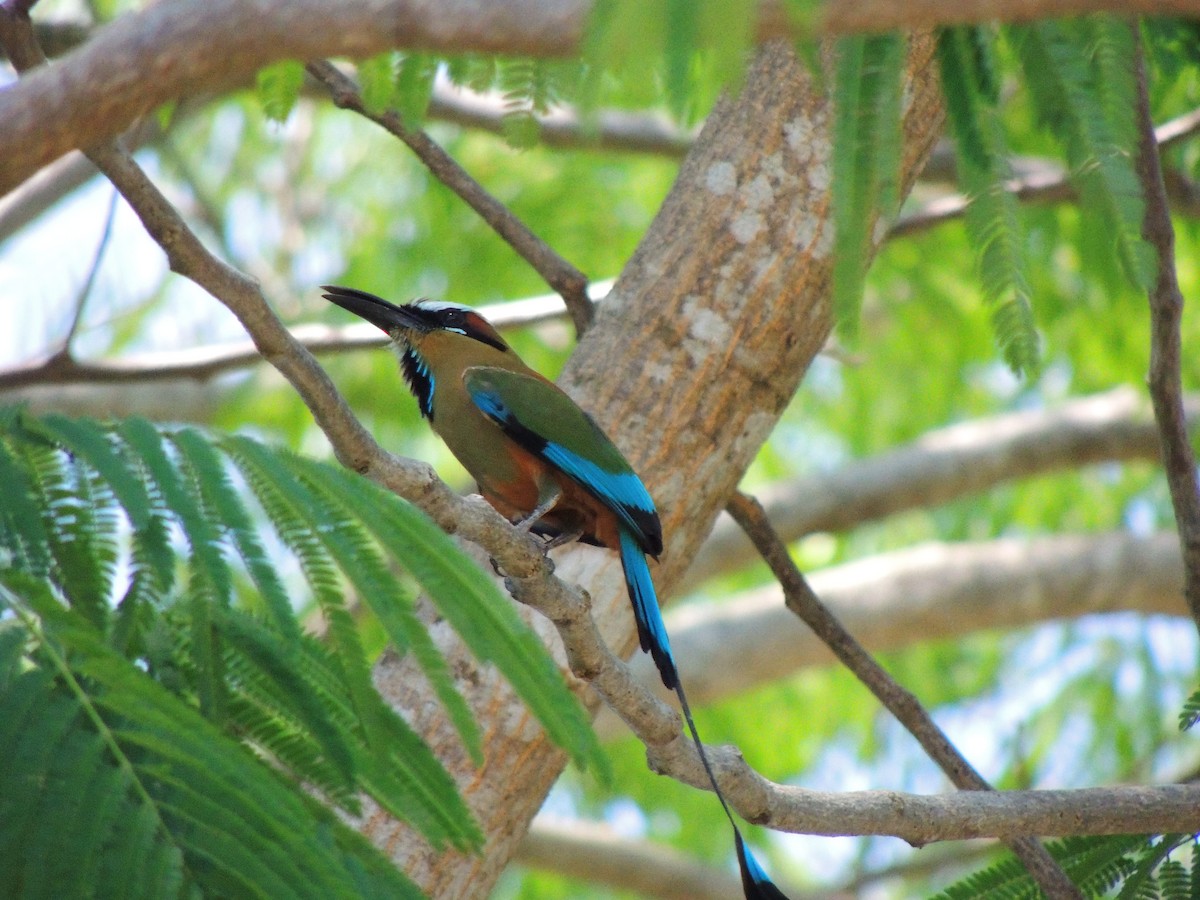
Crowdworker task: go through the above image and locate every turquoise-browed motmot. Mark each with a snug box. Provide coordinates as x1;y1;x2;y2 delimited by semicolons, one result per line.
322;286;788;900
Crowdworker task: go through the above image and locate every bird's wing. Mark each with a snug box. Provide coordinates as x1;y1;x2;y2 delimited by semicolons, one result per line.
463;366;662;555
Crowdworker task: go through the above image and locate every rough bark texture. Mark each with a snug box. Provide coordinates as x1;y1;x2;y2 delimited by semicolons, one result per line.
360;38;945;898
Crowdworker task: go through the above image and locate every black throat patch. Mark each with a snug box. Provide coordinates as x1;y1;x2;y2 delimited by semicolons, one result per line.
400;347;435;420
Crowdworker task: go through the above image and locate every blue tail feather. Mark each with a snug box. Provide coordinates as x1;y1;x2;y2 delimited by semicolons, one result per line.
617;528;677;689
618;527;791;899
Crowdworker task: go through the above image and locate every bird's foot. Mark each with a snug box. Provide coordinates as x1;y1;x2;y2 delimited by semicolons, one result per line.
539;528;584;552
514;491;562;534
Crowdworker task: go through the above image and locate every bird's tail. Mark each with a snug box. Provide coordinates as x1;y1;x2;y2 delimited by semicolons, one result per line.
618;528;790;900
618;528;679;690
673;683;790;900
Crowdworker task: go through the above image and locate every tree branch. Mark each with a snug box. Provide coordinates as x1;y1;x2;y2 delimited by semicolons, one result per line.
0;283;611;392
515;817;806;900
727;492;1081;898
8;100;1199;393
763;782;1200;844
427;83;694;157
1132;28;1200;635
355;35;949;894
58;185;117;350
7;95;1199;391
6;20;695;159
685;386;1196;589
605;530;1184;726
0;150;98;244
2;0;1197;197
5;13;1193;893
305;59;594;335
893;104;1200;239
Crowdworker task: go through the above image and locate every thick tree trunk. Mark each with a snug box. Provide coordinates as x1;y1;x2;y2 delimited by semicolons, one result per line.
362;38;945;897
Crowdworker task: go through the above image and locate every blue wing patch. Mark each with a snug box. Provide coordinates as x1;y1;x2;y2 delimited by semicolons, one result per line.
541;442;656;536
468;385;508;427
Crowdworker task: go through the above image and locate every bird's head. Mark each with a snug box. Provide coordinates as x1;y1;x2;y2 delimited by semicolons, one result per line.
321;286;509;354
322;285;511;421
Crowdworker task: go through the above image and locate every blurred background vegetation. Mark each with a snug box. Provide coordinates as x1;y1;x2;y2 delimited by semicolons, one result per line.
2;1;1200;897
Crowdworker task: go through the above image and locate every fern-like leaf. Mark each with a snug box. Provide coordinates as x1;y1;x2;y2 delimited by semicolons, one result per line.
498;58;580;149
934;834;1148;899
4;587;423;899
38;413;154;531
831;33;907;335
170;427;298;640
119;417;230;605
445;54;499;94
224;437;480;851
223;436;381;732
1179;687;1200;731
119;417;230;721
1011;18;1155;292
0;433;53;577
395;53;439;129
358;52;399;115
1157;859;1189;900
217;607;357;791
312;461;608;778
938;25;1040;375
284;455;482;765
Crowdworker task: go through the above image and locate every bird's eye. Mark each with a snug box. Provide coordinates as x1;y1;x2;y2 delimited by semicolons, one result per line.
443;309;463;326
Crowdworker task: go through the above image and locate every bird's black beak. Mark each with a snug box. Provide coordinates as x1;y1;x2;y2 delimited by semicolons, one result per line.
321;285;428;335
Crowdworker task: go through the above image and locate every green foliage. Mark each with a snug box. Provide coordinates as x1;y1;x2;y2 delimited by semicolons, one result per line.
937;26;1039;375
1178;687;1200;731
583;0;756;120
0;408;607;896
395;54;439;129
39;7;1200;897
0;586;424;899
358;52;399;116
498;59;582;149
934;835;1148;899
1010;17;1155;293
831;32;907;335
285;456;608;778
256;60;306;124
934;835;1200;899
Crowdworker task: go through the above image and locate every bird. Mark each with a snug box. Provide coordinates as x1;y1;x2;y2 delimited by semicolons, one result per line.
322;285;789;900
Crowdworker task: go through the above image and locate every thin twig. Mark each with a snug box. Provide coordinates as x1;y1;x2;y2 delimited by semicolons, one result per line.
893;104;1200;238
727;492;1083;900
59;186;119;350
427;85;693;158
0;283;611;390
305;59;594;336
1131;29;1200;634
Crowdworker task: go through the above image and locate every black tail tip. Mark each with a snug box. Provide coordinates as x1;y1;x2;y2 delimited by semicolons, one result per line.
654;648;679;691
736;832;791;900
